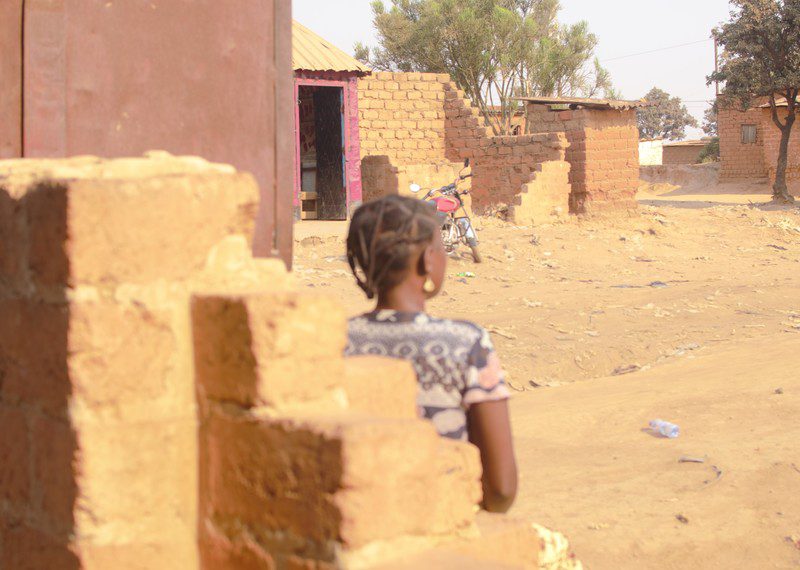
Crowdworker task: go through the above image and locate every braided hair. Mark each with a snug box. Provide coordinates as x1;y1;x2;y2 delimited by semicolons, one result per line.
346;195;440;299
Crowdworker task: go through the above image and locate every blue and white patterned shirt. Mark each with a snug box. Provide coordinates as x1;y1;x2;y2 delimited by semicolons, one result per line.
345;310;510;440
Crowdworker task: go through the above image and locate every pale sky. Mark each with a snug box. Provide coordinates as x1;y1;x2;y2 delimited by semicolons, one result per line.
293;0;734;139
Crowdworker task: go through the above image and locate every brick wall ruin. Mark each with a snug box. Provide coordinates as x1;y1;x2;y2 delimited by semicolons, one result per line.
0;155;546;569
526;104;639;214
718;106;769;180
357;72;572;224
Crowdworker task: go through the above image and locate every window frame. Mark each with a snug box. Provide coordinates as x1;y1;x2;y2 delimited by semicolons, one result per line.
741;124;757;145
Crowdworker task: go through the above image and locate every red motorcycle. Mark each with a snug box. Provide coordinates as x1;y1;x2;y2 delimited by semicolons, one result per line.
410;159;481;263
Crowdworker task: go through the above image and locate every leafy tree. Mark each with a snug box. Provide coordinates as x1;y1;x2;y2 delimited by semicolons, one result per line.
637;87;699;141
702;102;718;137
709;0;800;203
355;0;616;135
699;138;720;162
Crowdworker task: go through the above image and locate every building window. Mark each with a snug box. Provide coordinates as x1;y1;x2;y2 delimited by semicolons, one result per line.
741;124;757;144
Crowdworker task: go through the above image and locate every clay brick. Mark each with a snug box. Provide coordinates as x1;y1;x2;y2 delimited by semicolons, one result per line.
202;412;479;550
0;524;79;570
31;415;76;532
75;416;197;545
0;406;30;506
201;523;277;570
18;168;259;288
0;299;70;417
68;300;177;410
0;187;24;294
192;292;347;408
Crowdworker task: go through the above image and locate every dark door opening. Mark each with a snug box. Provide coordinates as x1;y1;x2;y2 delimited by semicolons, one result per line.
297;85;346;220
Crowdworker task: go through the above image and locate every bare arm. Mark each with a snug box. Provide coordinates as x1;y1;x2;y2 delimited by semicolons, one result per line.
467;399;518;513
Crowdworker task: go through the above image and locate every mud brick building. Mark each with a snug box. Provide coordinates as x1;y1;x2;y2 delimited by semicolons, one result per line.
718;95;800;193
662;140;706;165
521;97;644;214
357;72;572;225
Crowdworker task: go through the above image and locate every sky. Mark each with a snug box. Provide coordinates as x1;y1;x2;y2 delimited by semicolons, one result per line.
292;0;734;139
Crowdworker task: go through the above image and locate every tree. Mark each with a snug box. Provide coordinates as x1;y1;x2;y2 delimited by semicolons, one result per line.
355;0;616;135
637;87;699;141
702;102;718;137
708;0;800;203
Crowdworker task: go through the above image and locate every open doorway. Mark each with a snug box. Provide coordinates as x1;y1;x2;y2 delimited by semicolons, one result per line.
297;85;347;220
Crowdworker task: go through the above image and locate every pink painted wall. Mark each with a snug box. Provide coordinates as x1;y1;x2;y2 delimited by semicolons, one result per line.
293;71;364;217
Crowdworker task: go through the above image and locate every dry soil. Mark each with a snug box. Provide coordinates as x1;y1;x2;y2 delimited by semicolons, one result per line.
294;166;800;569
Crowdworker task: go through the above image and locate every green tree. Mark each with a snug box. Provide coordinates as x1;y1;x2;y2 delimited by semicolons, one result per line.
637;87;699;141
355;0;615;135
702;102;718;137
708;0;799;203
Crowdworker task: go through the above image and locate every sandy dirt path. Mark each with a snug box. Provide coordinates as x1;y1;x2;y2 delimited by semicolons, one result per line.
293;174;800;568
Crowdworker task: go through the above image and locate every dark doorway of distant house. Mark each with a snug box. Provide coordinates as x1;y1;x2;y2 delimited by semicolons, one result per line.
297;85;346;220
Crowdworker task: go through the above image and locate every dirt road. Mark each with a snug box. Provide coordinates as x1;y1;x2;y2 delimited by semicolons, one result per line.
294;172;800;568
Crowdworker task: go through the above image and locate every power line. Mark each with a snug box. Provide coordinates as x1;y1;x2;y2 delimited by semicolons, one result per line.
601;39;713;63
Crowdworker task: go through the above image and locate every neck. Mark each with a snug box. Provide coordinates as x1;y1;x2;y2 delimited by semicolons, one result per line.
376;282;427;313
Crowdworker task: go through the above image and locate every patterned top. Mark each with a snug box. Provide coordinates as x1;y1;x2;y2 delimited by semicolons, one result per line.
345;310;511;441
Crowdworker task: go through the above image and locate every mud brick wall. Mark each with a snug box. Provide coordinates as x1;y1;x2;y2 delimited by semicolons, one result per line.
0;154;285;569
663;145;703;165
718;106;769;180
471;134;571;224
358;72;571;222
527;103;639;214
760;107;800;194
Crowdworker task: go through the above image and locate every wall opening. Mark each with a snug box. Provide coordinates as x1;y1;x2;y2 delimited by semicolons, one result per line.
297;85;346;221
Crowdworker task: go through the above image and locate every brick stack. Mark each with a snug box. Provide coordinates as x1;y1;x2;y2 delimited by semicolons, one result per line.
527;104;640;214
0;155;547;569
0;153;282;568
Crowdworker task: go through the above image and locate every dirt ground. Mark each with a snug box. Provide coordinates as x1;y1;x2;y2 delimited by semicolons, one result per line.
293;165;800;569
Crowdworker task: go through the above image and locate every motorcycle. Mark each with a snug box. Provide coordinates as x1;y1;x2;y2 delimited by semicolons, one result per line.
410;159;482;264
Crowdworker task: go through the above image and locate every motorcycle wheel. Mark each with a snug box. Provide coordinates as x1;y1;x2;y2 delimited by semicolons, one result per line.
442;224;457;253
469;245;482;264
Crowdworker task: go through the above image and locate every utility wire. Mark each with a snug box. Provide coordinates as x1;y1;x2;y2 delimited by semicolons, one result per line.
601;39;713;63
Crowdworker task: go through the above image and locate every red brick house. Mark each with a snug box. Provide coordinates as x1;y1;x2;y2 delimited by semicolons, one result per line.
719;95;800;194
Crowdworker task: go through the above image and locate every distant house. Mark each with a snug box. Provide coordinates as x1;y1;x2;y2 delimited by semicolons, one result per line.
662;140;707;165
718;95;800;193
521;96;647;213
292;21;371;221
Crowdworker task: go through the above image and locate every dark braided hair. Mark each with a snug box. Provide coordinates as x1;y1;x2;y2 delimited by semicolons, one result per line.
346;195;440;299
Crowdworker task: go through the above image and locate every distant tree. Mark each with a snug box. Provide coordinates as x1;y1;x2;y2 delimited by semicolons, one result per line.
355;0;616;135
702;102;718;137
699;138;720;163
637;87;699;141
354;42;371;65
709;0;799;203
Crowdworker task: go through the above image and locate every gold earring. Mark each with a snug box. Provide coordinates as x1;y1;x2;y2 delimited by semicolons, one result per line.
423;277;436;294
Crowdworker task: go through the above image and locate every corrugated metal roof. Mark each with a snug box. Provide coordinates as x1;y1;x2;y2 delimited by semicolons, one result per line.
516;96;649;110
759;96;799;108
293;21;371;74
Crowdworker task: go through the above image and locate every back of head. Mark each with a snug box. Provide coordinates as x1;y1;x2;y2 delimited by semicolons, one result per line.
346;195;439;299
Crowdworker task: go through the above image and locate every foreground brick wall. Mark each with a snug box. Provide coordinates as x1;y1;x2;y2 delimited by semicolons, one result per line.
0;153;284;569
358;73;571;223
527;104;639;214
718;106;768;180
1;155;547;569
